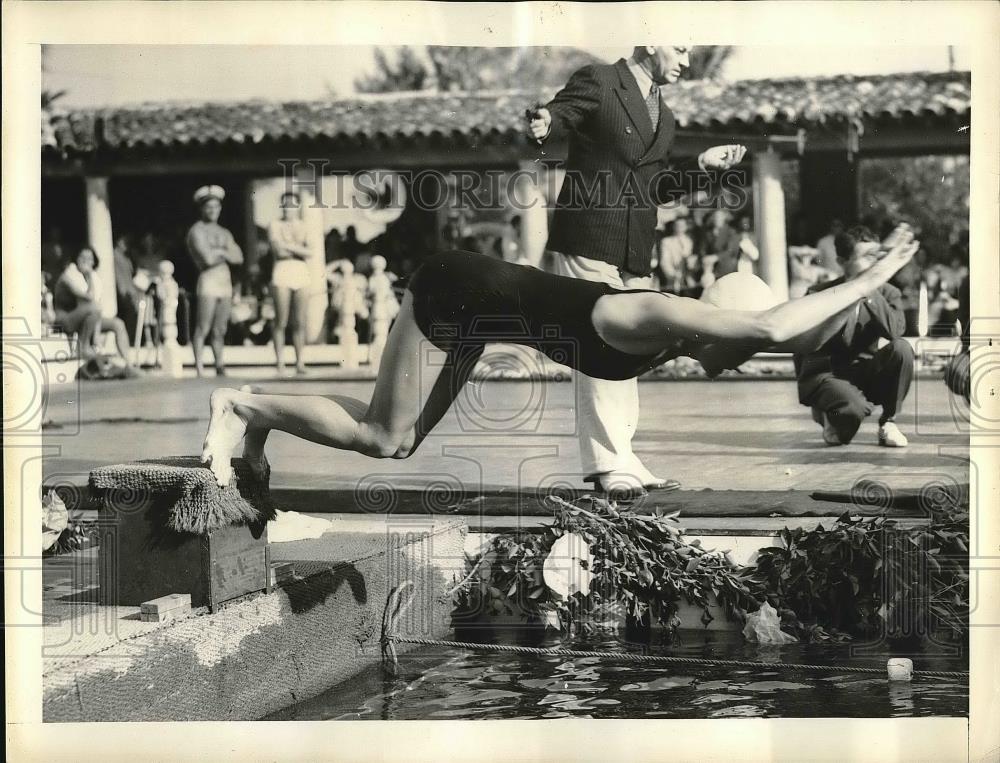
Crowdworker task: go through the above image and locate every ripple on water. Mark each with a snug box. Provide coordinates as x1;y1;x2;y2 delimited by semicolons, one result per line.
620;676;697;691
519;678;604;692
710;704;769;718
436;688;522;707
693;693;756;705
741;681;812;692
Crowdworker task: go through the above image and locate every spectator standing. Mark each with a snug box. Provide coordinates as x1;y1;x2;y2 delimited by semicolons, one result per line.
657;217;693;293
735;215;760;275
268;191;312;375
701;209;740;279
186;185;243;377
112;233;145;341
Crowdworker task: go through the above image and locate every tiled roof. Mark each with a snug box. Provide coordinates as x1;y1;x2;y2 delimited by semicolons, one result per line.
43;70;970;156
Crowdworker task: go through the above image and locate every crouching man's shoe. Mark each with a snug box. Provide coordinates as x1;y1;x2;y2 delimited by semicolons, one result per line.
813;408;844;446
878;421;909;448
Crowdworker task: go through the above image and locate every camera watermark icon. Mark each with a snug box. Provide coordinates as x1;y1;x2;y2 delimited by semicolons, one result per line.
353;471;477;515
419;318;580;437
913;317;1000;437
2;317;83;437
527;471;590;505
848;472;966;518
846;472;971;657
378;517;470;656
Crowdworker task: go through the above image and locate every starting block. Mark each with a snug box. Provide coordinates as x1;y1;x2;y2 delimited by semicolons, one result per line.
90;456;277;612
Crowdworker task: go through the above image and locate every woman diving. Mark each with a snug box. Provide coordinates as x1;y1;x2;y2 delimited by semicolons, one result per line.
201;225;918;486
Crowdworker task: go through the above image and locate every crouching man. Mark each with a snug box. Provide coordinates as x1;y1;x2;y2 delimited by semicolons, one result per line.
794;225;913;447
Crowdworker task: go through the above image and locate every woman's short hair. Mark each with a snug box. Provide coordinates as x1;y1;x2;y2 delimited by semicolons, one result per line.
69;245;100;271
833;225;879;261
280;191;301;207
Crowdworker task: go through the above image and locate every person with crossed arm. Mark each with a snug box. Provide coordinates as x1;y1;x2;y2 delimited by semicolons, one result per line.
187;185;244;377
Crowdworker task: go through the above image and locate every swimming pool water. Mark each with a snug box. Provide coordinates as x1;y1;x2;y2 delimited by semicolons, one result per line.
266;631;968;720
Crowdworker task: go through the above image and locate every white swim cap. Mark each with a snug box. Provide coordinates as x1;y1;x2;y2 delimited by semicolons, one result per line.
700;272;779;311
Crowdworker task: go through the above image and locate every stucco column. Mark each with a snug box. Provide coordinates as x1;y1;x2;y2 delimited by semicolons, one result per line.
513;161;549;268
295;166;329;343
242;181;259;295
85;176;118;318
752;149;790;302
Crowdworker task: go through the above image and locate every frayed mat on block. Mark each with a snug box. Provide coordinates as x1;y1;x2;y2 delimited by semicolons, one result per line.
89;456;278;535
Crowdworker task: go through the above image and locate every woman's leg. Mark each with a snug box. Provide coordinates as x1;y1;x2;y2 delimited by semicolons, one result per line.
77;308;103;359
99;316;134;365
272;285;291;372
192;294;217;376
209;296;231;375
290;287;308;373
202;292;470;485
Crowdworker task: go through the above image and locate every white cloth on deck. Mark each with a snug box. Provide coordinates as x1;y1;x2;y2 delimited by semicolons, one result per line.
267;510;334;543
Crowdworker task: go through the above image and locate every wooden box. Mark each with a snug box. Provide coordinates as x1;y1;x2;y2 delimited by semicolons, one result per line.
97;491;269;612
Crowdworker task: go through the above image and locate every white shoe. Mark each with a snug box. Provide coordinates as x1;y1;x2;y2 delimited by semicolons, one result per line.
878;421;909;448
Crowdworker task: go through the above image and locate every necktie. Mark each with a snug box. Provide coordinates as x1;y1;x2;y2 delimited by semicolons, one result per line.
645;83;660;130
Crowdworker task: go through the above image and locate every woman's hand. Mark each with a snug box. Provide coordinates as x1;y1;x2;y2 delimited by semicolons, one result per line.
866;239;920;284
880;222;913;250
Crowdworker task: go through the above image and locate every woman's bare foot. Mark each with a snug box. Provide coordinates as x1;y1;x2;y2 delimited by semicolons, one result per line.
238;385;271;482
202;387;250;485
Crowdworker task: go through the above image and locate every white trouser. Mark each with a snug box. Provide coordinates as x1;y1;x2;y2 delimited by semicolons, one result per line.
549;251;655;480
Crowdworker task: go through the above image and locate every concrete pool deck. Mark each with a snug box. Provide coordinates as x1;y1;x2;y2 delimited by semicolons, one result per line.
37;372;969;720
42;516;466;721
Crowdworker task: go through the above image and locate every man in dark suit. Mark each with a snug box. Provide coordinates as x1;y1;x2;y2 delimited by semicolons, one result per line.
795;225;913;447
527;46;747;498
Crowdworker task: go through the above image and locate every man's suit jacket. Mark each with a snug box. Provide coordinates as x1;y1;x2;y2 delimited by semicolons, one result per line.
542;60;703;276
794;277;907;402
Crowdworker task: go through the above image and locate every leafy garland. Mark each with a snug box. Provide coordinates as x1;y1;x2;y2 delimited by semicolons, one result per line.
744;507;969;641
453;495;970;642
453;495;759;637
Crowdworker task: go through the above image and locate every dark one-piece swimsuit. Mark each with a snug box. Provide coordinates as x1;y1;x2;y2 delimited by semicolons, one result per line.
407;250;682;381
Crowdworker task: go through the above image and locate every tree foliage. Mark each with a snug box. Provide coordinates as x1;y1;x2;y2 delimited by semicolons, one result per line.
357;46;603;93
859;155;970;267
685;46;734;80
354;47;430;93
357;46;736;94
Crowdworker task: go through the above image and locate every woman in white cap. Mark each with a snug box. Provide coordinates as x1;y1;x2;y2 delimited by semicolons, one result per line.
187;185;243;376
267;191;311;375
201;225;918;487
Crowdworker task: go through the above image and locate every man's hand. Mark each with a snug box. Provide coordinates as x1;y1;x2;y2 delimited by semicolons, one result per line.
699;145;748;171
525;107;552;141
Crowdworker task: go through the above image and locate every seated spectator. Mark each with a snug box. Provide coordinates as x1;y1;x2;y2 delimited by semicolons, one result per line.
794;226;912;448
53;246;136;370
